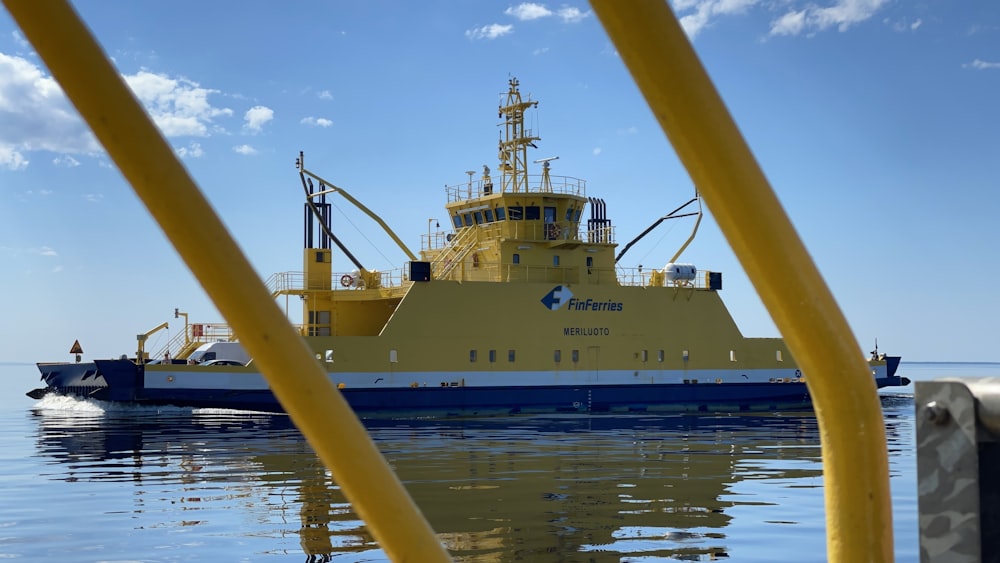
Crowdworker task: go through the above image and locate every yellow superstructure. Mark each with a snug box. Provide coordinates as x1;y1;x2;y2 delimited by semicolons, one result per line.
127;77;900;414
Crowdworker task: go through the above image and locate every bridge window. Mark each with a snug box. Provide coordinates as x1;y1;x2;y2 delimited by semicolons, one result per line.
525;206;540;220
485;209;495;222
474;211;484;224
513;253;520;264
509;206;523;220
572;349;579;363
544;206;556;223
573;209;582;222
452;215;462;229
565;207;575;221
495;207;506;221
469;349;477;362
489;349;496;363
658;350;664;362
508;349;516;362
553;255;560;267
554;350;561;363
462;213;473;227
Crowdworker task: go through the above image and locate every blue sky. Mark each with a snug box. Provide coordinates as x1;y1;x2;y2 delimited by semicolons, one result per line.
1;1;998;364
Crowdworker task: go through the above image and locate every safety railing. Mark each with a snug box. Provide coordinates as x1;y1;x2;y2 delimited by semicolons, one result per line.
445;174;586;202
588;2;892;561
3;2;452;561
266;269;409;293
916;378;1000;561
4;1;893;561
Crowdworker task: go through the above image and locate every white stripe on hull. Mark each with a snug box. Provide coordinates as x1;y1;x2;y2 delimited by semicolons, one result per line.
145;365;886;391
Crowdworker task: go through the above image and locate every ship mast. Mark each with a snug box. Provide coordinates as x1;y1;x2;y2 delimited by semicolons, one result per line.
498;77;539;193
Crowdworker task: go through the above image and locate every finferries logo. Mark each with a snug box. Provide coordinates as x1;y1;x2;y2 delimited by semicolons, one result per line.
540;286;624;312
540;285;573;311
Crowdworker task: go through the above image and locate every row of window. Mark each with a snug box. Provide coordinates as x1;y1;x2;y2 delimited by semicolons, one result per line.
465;349;786;363
319;348;786;364
452;204;583;228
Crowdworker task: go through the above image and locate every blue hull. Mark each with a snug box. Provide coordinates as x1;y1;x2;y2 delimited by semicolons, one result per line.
30;358;909;418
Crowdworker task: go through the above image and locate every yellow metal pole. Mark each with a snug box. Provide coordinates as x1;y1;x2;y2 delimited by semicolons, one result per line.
2;1;450;561
588;1;893;561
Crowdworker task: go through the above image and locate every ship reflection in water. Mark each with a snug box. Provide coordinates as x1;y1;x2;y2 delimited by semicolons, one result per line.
29;397;910;561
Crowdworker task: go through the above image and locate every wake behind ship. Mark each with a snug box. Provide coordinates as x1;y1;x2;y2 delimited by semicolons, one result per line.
30;78;908;417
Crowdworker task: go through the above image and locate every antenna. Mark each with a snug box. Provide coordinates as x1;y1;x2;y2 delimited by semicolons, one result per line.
533;156;559;164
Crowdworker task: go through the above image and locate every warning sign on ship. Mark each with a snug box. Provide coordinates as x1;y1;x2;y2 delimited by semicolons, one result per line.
69;340;84;354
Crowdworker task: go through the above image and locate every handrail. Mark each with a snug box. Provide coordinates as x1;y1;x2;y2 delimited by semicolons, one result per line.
1;2;452;562
589;2;893;562
4;0;893;560
433;227;479;279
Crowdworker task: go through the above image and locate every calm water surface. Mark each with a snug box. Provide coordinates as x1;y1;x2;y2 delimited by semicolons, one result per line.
1;362;996;561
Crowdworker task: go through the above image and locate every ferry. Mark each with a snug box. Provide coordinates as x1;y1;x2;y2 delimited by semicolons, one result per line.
29;78;908;417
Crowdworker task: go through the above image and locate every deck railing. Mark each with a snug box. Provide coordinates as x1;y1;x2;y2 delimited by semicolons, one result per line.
7;1;894;561
445;174;586;202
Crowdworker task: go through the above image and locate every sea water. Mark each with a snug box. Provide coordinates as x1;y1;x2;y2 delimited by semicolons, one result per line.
0;362;995;562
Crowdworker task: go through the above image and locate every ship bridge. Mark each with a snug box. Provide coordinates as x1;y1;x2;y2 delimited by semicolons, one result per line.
424;78;618;286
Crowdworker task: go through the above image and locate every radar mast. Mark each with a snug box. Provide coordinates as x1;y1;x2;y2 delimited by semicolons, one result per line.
497;77;539;193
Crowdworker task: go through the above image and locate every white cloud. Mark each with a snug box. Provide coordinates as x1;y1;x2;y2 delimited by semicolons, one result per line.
466;24;514;40
39;246;58;256
52;155;80;167
318;90;333;100
125;70;233;136
965;59;1000;70
557;7;590;23
674;0;760;39
533;47;550;56
175;142;204;159
886;17;921;33
670;0;887;39
769;0;889;37
52;265;63;273
0;146;29;170
0;52;101;164
770;10;806;36
300;116;333;128
84;193;104;203
592;147;602;156
12;31;29;49
503;3;590;24
243;105;274;133
505;3;552;20
233;144;257;155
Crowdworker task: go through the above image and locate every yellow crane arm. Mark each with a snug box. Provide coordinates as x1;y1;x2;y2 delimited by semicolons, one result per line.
298;154;418;262
136;321;168;364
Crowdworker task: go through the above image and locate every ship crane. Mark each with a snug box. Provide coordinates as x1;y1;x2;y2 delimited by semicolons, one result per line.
615;196;703;264
296;152;418;288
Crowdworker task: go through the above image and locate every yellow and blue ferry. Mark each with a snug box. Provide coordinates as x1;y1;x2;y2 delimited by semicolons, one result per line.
30;78;907;416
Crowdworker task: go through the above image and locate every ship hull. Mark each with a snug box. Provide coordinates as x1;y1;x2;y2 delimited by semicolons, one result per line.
31;357;908;417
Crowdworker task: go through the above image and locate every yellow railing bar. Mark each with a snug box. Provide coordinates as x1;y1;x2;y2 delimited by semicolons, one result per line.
2;1;451;561
589;1;892;561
